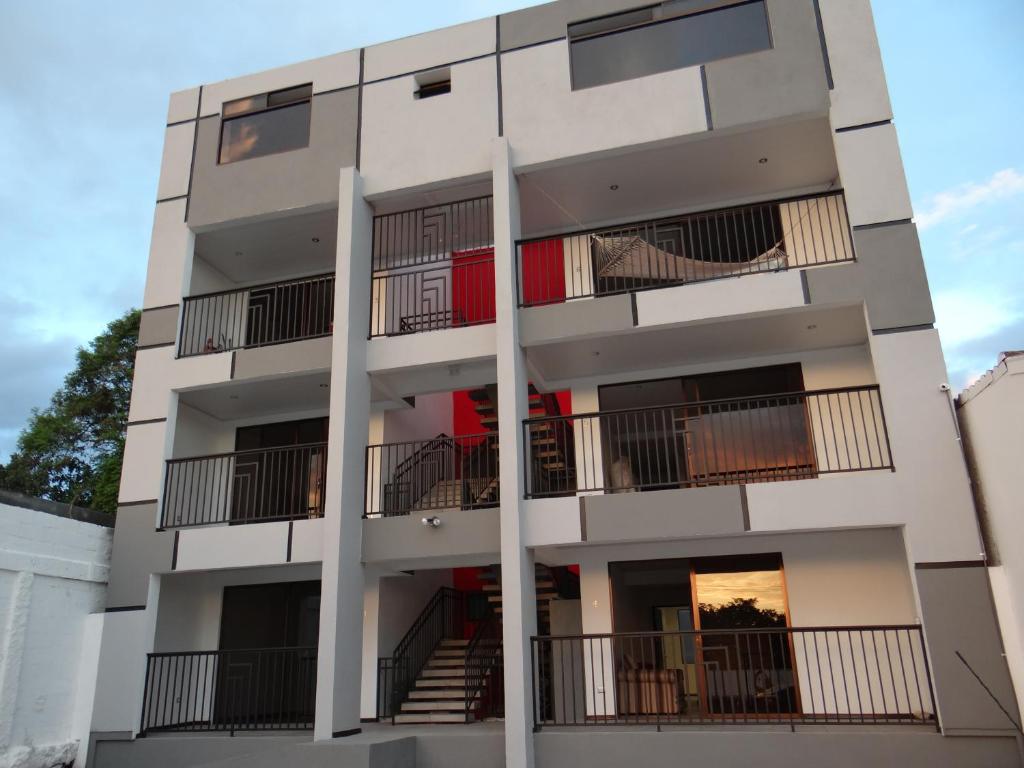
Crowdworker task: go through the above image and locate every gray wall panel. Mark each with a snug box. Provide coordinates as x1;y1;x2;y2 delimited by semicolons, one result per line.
518;293;634;347
188;89;358;229
704;0;829;129
583;485;747;542
106;503;173;609
915;563;1021;734
232;335;333;380
499;0;649;51
137;305;179;349
806;221;935;331
362;507;500;563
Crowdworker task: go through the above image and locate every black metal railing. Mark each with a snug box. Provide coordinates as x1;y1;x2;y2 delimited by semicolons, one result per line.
178;273;334;357
369;252;495;337
465;610;504;721
139;647;317;734
161;442;327;529
524;385;892;498
378;587;469;723
531;626;937;729
365;433;499;518
516;191;853;307
370;196;494;338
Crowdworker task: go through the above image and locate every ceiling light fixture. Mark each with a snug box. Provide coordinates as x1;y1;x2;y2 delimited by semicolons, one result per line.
609;184;619;191
311;237;320;243
758;157;768;165
806;324;818;330
319;383;329;389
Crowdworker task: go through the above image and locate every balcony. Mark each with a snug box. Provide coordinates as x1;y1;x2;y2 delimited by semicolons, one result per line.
140;647;317;734
370;196;495;338
531;625;936;728
523;385;892;498
178;272;334;357
161;442;327;529
364;432;499;518
516;191;852;308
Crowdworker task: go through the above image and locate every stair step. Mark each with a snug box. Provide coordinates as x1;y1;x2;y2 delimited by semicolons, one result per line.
433;649;467;658
421;668;467;678
426;659;467;669
395;713;468;724
408;689;469;700
401;700;469;712
416;677;468;688
439;639;470;647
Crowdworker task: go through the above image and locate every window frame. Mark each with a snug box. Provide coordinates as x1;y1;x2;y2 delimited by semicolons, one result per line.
217;83;314;165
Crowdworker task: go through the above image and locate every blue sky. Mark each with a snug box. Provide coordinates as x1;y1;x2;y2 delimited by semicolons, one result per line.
0;0;1021;462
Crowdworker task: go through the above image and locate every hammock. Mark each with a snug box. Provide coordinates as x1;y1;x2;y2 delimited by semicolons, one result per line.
593;235;789;283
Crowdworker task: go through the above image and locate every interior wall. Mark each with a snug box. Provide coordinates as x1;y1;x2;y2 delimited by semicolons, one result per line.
376;569;454;658
382;392;454;444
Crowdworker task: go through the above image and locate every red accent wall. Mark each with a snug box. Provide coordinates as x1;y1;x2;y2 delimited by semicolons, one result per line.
452;248;495;326
520;238;566;306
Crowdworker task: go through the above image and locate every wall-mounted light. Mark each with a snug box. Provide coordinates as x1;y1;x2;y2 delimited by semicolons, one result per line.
312;237;320;243
609;184;619;191
758;157;768;165
421;516;442;528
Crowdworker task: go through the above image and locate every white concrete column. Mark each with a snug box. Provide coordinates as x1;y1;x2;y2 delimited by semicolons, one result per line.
0;571;33;751
578;553;615;718
493;137;538;768
360;574;381;720
315;167;374;740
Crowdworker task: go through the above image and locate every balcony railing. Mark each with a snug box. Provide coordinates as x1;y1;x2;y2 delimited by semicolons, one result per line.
161;442;327;529
531;626;937;729
523;385;892;498
178;273;334;357
140;647;316;734
364;433;499;518
370;196;494;337
516;191;853;307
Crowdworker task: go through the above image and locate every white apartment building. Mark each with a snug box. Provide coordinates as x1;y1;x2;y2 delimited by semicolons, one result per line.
87;1;1022;766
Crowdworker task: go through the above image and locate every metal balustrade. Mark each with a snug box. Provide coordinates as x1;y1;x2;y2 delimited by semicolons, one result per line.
161;442;327;529
178;273;334;357
140;647;317;734
523;385;892;498
531;626;937;728
364;433;500;518
516;191;854;307
370;196;494;337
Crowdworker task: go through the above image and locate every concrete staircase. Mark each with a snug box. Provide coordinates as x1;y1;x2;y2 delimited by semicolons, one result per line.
395;639;498;724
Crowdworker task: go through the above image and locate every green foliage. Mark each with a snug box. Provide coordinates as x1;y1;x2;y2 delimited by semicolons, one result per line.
698;597;786;629
0;309;139;513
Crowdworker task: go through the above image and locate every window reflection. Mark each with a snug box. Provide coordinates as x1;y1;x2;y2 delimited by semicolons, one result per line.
219;85;312;164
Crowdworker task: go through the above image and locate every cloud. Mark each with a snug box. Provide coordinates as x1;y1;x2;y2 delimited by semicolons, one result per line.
945;314;1024;393
933;289;1021;350
915;168;1024;230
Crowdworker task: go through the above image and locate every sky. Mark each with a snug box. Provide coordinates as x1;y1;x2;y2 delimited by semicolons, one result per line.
0;0;1021;462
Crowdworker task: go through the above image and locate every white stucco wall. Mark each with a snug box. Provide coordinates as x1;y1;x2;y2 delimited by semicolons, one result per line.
0;501;112;768
957;353;1024;716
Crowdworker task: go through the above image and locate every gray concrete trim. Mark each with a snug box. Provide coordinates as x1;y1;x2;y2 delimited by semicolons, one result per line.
142;303;179;312
171;530;180;570
104;605;145;613
800;270;811;304
184;85;202;222
332;727;362;738
496;16;504;137
739;485;750;530
155;194;188;204
0;488;113;527
135;341;175;351
166;117;197;128
835;119;893;133
115;498;159;507
287;521;294;562
230;350;237;378
700;65;713;130
916;560;985;570
872;324;935;336
502;36;568;54
356;49;365;171
811;0;833;89
127;417;167;427
853;218;913;231
578;496;588;541
629;293;638;326
311;83;360;98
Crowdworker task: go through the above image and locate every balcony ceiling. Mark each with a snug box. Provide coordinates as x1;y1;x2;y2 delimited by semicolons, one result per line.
527;303;868;387
194;208;338;284
518;116;838;237
178;370;330;421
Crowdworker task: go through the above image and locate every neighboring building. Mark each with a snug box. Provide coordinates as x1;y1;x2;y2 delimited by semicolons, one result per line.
957;351;1024;721
0;491;112;768
87;1;1022;766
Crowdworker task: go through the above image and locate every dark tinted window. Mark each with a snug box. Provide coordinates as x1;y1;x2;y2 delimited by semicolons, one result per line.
219;84;312;164
570;1;771;90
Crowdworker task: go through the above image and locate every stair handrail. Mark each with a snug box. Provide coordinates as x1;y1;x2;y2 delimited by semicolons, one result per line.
384;433;457;514
463;607;503;721
384;586;465;723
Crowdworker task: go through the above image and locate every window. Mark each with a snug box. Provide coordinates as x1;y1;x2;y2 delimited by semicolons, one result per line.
569;0;772;90
415;68;451;99
219;84;313;164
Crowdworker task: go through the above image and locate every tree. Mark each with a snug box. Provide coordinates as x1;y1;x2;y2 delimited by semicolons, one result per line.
0;308;139;513
698;597;786;629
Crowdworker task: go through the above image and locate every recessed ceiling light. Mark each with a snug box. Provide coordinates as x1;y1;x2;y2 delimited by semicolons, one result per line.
758;157;768;165
318;383;329;389
312;237;320;243
806;324;818;330
609;184;619;191
234;251;243;257
228;394;239;400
